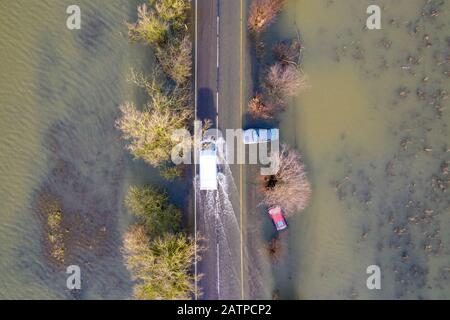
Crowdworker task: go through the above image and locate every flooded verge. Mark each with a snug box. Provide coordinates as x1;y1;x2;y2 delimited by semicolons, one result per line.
272;0;449;299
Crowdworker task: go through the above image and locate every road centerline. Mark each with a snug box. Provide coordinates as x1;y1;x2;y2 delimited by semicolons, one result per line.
239;0;245;301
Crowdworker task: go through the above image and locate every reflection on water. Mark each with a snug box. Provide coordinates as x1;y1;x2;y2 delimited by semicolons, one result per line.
269;0;450;299
0;0;152;299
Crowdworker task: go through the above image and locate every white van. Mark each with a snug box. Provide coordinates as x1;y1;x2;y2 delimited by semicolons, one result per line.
199;140;218;190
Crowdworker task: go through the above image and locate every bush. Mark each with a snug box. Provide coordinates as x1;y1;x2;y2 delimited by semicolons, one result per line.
248;93;279;120
265;236;283;263
159;164;183;180
152;0;191;31
248;0;285;34
156;35;192;85
261;144;311;214
128;4;169;45
128;68;192;112
123;225;198;300
116;102;191;167
128;1;190;45
263;62;308;104
39;197;65;263
125;186;181;236
273;39;302;66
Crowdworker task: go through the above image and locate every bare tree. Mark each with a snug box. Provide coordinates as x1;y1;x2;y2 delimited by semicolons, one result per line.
261;144;311;215
264;235;283;263
248;93;279;120
156;34;192;85
264;62;308;104
273;38;302;66
248;0;285;34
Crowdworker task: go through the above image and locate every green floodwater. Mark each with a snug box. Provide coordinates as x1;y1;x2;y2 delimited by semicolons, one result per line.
0;0;180;299
266;0;449;299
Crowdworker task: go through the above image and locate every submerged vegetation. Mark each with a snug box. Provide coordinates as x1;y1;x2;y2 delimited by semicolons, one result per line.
248;37;307;119
120;0;198;300
261;145;311;215
248;0;285;34
37;196;66;264
117;101;191;167
123;187;198;300
125;186;181;237
264;235;283;263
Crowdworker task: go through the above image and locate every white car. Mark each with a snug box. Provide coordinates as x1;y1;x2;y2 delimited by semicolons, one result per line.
243;128;279;144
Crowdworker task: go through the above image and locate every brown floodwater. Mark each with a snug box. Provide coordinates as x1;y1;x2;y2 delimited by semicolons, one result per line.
266;0;450;299
0;0;192;299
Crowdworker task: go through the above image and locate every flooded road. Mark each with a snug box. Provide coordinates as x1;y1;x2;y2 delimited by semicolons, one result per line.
269;0;450;299
0;0;449;300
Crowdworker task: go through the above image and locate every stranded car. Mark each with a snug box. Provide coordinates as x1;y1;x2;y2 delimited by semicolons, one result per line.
268;206;287;231
243;128;279;144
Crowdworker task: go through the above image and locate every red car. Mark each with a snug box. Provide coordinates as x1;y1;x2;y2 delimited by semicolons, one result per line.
268;206;287;231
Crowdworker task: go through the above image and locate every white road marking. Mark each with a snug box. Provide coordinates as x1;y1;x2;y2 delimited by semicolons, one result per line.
216;0;220;300
194;0;198;300
217;15;220;68
216;241;220;298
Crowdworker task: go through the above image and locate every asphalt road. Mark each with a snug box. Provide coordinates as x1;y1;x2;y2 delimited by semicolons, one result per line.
195;0;244;300
195;0;268;300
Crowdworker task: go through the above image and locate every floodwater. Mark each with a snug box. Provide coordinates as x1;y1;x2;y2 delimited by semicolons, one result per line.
0;0;182;299
267;0;449;299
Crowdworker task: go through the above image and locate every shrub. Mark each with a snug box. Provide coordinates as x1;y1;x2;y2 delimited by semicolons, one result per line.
248;93;279;120
261;144;311;214
159;164;183;180
265;236;283;263
39;197;65;263
248;0;285;34
152;0;191;30
125;186;181;236
123;225;198;300
273;39;302;66
116;102;191;167
128;4;169;45
128;1;190;45
263;62;308;104
128;68;192;112
156;35;192;85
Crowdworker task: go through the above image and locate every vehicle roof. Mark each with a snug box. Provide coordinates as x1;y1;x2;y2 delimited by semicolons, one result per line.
269;206;282;215
200;152;217;190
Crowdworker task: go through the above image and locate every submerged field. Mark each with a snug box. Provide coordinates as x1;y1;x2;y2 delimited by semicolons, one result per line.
0;0;193;299
269;0;450;299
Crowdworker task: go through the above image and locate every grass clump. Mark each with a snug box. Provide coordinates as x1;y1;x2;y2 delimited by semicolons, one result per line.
39;197;66;263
